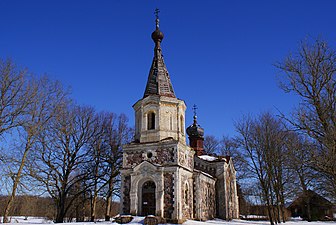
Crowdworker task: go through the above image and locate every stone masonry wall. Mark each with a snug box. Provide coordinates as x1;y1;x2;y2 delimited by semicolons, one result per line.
124;147;175;168
201;181;216;220
182;180;193;219
164;173;174;219
152;148;174;164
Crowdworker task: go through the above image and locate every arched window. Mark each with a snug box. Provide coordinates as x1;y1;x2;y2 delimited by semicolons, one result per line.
147;112;155;130
184;183;189;205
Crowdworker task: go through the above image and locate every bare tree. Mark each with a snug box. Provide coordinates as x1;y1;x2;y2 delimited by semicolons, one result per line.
0;59;34;218
203;135;219;155
276;38;336;199
0;58;34;221
86;112;108;222
0;59;32;137
32;104;97;223
219;135;238;156
0;59;34;174
235;112;288;224
219;135;247;181
82;112;132;222
284;132;318;221
102;113;132;221
2;77;67;223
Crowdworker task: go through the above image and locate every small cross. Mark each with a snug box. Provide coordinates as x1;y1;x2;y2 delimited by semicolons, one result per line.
192;104;198;117
154;8;160;20
154;8;160;28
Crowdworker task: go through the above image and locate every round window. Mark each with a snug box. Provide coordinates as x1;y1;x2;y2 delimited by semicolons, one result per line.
147;152;153;159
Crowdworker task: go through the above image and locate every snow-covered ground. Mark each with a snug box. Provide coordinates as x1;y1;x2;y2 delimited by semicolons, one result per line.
1;216;335;225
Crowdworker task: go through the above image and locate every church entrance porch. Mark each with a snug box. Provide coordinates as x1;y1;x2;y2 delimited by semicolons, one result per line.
141;181;156;216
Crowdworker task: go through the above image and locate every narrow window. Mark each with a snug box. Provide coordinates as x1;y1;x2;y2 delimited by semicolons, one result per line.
184;183;189;205
147;112;155;130
180;115;184;134
170;114;173;130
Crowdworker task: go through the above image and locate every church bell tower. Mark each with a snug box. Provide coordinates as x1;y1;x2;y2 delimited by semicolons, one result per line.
121;10;194;221
120;10;239;222
133;10;186;144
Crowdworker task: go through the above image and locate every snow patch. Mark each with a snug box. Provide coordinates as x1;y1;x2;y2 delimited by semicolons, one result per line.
1;216;336;225
199;155;218;161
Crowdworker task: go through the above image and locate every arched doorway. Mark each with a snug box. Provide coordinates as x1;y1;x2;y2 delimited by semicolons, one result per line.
141;181;156;216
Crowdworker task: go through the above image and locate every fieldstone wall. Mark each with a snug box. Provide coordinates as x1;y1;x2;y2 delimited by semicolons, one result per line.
126;152;143;166
182;181;193;219
124;145;176;168
225;166;239;219
163;173;174;219
200;181;216;219
177;145;194;171
152;148;174;164
215;176;226;219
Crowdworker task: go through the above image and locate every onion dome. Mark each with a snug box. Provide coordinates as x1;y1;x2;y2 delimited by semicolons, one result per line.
187;105;205;156
186;115;204;138
152;29;164;43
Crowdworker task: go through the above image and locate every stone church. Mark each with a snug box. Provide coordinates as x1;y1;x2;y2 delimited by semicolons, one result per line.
120;13;239;223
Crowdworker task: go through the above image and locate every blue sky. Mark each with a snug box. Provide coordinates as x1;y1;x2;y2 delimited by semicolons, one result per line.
1;0;335;138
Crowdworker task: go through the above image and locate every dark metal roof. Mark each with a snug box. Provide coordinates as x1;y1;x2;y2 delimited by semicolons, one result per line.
143;19;175;98
187;115;204;138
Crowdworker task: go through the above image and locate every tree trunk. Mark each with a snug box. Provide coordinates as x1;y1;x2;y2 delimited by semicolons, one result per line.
90;189;98;222
55;195;66;223
267;205;274;225
306;197;312;221
267;192;276;224
276;204;281;223
3;141;30;223
265;194;274;225
280;183;286;223
3;195;13;223
55;206;65;223
90;157;100;222
105;178;114;221
105;193;112;221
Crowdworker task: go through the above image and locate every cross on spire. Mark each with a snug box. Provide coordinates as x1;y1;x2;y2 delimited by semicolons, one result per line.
192;104;198;117
155;8;160;19
154;8;160;28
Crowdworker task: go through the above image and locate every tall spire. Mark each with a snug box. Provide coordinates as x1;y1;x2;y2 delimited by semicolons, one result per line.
143;9;176;98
